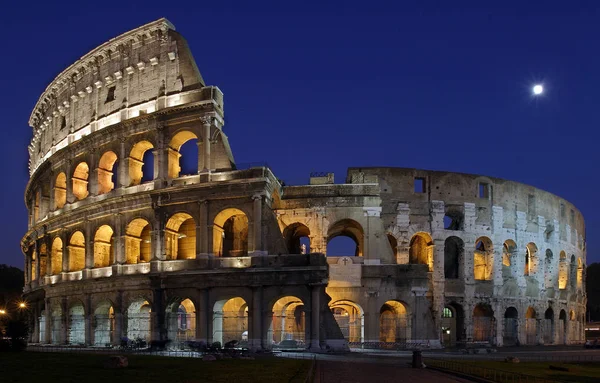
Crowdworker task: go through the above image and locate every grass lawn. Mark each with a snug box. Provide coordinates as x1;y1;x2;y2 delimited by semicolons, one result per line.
0;351;311;383
432;360;600;383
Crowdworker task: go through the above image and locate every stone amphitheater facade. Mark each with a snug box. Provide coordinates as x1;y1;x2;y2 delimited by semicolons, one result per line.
22;18;586;350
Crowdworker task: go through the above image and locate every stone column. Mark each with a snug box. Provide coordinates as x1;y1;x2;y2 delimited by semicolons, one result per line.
153;124;168;188
198;200;209;254
118;139;130;188
310;285;321;351
252;195;263;254
197;289;209;344
88;151;99;196
49;172;55;211
200;116;212;171
364;291;380;343
34;241;41;284
152;211;166;264
113;214;124;275
32;304;40;343
250;286;263;350
84;221;94;279
66;161;75;204
44;298;52;344
62;232;70;280
151;289;166;343
24;253;31;286
60;297;68;344
84;295;92;345
112;291;124;346
196;141;204;173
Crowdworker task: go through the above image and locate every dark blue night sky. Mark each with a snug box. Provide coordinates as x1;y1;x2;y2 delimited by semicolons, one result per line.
2;1;599;268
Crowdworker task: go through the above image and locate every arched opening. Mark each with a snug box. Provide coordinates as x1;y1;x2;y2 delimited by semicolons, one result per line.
473;304;495;343
33;191;40;222
502;240;516;278
379;300;410;344
72;162;89;200
525;307;537;345
68;231;85;272
271;296;305;349
213;297;248;347
327;219;364;257
525;243;538;276
503;307;519;346
94;301;115;346
30;250;37;282
93;225;114;268
97;151;118;194
559;309;567;344
569;255;577;289
167;298;196;347
559;251;568;289
545;249;554;289
126;299;151;344
54;172;67;209
409;232;433;268
50;306;62;344
441;303;464;347
213;208;248;257
129;141;155;186
387;234;398;261
569;309;579;342
165;213;196;260
443;210;463;230
283;223;311;254
474;237;493;281
444;236;464;279
68;302;85;345
543;308;554;344
51;237;63;275
330;300;364;343
39;243;47;279
168;131;198;178
577;258;583;289
125;218;151;264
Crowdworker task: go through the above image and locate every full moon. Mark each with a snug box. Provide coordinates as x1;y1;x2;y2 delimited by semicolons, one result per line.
533;84;544;95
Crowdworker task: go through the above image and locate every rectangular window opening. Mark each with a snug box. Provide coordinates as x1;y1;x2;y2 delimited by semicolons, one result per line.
105;86;116;103
479;183;490;199
414;177;426;193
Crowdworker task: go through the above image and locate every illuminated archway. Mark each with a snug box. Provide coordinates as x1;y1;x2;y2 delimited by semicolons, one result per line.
474;237;493;280
213;208;248;257
473;304;494;342
409;232;433;269
54;172;67;209
93;225;114;268
51;237;63;275
559;251;568;289
72;162;89;200
558;309;567;344
525;243;538;276
271;296;305;348
94;301;115;346
213;297;248;346
168;131;198;178
129;141;154;186
126;299;151;343
165;213;196;260
68;302;85;345
379;300;409;343
330;300;364;343
167;298;196;347
125;218;151;264
97;151;118;194
68;231;85;272
525;307;537;345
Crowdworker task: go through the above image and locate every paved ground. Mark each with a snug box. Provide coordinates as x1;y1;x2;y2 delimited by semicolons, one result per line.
314;360;472;383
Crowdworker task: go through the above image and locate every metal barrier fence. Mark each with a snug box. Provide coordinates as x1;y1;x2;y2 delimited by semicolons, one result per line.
426;358;559;383
348;341;430;350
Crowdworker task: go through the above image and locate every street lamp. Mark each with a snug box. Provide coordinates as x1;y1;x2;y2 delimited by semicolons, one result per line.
0;309;6;315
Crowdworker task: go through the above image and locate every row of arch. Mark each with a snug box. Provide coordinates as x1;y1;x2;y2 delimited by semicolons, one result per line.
441;235;584;289
37;296;411;347
441;303;585;347
31;128;224;221
29;208;250;278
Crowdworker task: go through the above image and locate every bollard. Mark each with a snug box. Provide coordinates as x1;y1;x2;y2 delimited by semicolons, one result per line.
412;350;422;368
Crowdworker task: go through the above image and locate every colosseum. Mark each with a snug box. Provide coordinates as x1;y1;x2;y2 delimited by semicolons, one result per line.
21;18;586;351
